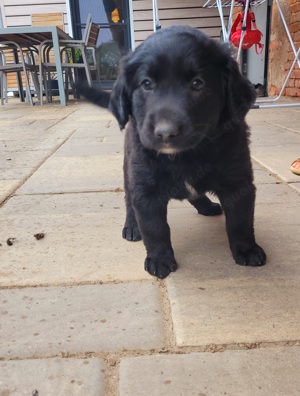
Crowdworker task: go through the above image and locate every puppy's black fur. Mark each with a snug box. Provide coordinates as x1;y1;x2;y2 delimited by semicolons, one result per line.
79;25;266;278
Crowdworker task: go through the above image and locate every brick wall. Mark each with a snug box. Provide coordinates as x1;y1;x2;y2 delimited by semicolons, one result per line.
268;0;300;97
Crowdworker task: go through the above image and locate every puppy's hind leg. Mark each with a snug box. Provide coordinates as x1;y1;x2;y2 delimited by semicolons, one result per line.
122;149;142;242
122;193;142;241
189;194;223;216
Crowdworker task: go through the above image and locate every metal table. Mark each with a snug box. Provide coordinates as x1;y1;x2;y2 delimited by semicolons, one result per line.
0;26;73;106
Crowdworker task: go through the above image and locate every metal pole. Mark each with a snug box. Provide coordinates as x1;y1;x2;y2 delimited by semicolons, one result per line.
216;0;228;42
237;0;251;59
253;102;300;109
152;0;156;31
152;0;161;31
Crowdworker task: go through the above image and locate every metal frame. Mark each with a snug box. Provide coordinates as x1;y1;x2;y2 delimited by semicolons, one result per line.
203;0;300;108
152;0;161;31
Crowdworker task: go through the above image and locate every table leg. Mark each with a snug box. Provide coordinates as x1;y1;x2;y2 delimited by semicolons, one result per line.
52;29;66;106
38;43;44;105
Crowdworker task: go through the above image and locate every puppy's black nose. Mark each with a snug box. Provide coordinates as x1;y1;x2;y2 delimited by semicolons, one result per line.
154;121;180;141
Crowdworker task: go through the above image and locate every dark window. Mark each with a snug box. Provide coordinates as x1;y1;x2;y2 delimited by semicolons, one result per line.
70;0;131;84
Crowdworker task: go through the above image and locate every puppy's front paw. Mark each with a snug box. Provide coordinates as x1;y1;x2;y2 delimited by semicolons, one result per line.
122;225;142;241
233;244;266;267
144;256;177;279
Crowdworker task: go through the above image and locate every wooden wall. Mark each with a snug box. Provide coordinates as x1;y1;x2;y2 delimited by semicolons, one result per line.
0;0;67;30
132;0;229;47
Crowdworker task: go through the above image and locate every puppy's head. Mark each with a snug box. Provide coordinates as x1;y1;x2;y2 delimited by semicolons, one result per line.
110;26;256;153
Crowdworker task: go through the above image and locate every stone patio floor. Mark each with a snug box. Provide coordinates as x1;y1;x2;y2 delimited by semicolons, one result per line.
0;99;299;395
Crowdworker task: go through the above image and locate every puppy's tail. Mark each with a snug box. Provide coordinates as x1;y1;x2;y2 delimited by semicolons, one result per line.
76;83;111;109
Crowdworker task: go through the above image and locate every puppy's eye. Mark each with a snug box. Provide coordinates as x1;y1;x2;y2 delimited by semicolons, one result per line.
191;78;204;91
141;78;154;91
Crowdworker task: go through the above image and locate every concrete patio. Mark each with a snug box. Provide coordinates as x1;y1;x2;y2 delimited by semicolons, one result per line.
0;98;299;395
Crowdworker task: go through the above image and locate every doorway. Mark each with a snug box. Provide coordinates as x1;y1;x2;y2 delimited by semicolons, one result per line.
69;0;131;87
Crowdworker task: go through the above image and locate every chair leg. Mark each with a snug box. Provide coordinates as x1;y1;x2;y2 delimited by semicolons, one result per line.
42;69;50;103
81;48;92;86
67;69;77;99
4;74;8;103
31;70;41;99
0;71;4;105
64;69;69;102
46;71;52;103
23;70;34;106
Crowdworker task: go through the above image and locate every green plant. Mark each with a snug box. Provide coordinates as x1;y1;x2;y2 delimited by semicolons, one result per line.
65;48;82;63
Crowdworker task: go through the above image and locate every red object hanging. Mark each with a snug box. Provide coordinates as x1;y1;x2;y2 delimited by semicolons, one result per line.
230;10;264;54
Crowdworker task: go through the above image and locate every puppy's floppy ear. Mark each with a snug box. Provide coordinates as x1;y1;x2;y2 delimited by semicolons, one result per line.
109;56;132;130
221;53;256;124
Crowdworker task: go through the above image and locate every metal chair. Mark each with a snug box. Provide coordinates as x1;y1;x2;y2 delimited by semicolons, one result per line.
0;42;39;105
40;14;100;102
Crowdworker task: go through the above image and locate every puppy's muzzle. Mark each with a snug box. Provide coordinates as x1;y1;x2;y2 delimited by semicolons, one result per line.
153;121;182;154
154;121;180;143
154;121;181;143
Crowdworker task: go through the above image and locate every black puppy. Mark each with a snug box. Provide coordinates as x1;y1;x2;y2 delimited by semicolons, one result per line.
79;25;266;278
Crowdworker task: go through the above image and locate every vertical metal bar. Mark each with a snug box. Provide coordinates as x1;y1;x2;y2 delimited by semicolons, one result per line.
216;0;228;42
38;42;44;105
227;0;235;40
52;27;67;106
237;0;251;59
152;0;157;31
13;48;25;102
152;0;161;31
128;0;135;49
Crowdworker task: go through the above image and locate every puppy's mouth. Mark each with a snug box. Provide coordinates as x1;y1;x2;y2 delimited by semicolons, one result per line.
158;145;180;155
140;119;202;154
150;120;186;154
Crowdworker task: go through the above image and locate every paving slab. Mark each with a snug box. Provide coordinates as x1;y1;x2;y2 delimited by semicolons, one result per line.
119;347;300;396
0;180;21;203
290;182;300;193
1;150;56;180
253;180;299;204
250;122;300;147
18;106;77;120
49;107;118;135
248;106;300;133
53;135;123;157
0;283;164;358
166;202;300;346
0;136;68;152
168;276;300;346
263;117;300;134
0;192;149;286
16;155;123;194
0;106;34;119
71;123;122;140
251;145;300;183
0;126;76;142
252;161;282;184
248;108;300;183
0;358;105;395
